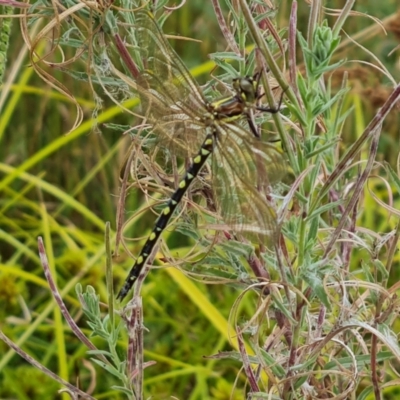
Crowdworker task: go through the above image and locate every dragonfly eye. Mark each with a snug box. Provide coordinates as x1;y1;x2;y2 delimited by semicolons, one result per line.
237;78;257;102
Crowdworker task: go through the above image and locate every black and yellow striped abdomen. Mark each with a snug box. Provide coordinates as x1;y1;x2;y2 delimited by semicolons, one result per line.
117;133;215;300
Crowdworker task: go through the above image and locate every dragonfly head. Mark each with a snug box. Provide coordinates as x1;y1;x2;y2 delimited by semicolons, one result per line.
232;76;258;104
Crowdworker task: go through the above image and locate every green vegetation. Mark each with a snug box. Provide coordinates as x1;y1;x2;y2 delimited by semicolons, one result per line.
1;0;400;399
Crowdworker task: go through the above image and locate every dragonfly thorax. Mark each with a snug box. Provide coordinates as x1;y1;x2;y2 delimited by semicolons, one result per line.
205;76;259;124
207;96;246;122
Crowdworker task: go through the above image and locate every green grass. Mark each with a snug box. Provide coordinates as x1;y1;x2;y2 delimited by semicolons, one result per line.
1;0;400;399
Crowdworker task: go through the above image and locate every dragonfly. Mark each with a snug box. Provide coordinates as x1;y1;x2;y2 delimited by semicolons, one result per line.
116;11;285;301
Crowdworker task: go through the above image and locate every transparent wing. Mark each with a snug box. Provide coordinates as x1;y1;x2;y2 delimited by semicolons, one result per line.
130;11;286;241
212;122;285;241
133;11;207;157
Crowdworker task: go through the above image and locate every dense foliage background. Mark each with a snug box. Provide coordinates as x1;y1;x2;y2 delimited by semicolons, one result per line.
1;0;400;399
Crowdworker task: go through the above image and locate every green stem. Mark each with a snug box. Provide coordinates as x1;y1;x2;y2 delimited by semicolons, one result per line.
0;6;14;85
307;0;322;47
297;213;306;282
332;0;356;37
238;0;302;176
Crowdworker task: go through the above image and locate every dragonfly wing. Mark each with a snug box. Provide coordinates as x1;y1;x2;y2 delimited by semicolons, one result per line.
133;11;206;157
212;123;285;241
